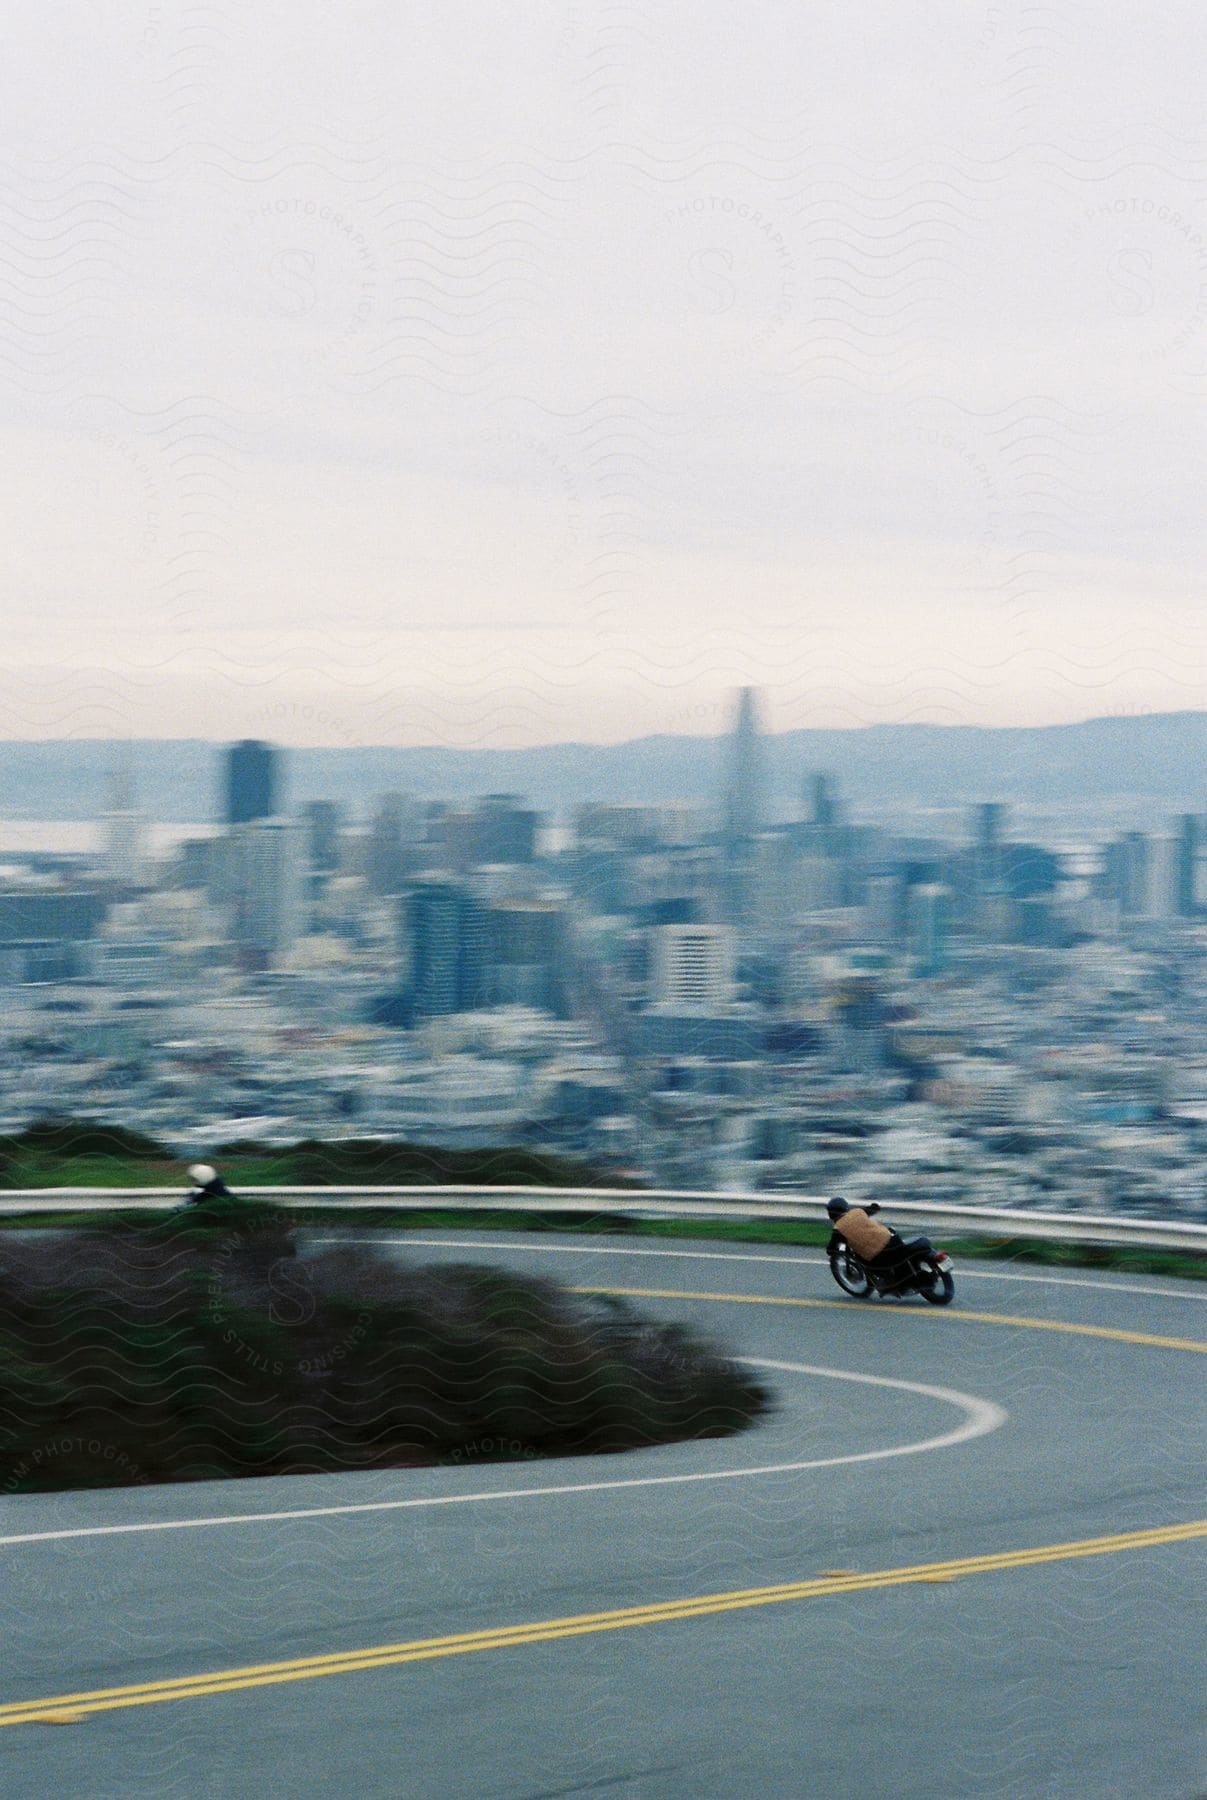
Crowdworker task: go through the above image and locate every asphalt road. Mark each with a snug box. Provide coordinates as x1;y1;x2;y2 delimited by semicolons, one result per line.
1;1233;1205;1800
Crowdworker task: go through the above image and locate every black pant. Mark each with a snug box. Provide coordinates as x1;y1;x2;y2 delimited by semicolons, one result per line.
871;1233;934;1275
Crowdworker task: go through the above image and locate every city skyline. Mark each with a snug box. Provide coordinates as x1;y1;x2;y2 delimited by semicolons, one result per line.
0;707;1203;842
0;722;1202;1208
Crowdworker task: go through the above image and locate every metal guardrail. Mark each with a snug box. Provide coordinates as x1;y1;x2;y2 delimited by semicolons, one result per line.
0;1186;1205;1252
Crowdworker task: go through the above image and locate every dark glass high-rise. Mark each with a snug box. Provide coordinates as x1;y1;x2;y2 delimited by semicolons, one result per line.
224;740;279;825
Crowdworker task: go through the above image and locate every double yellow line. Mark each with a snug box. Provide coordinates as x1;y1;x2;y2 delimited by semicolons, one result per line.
570;1285;1207;1354
3;1521;1203;1726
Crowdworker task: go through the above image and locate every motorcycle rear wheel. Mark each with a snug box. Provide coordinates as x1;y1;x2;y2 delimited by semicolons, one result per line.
920;1263;955;1305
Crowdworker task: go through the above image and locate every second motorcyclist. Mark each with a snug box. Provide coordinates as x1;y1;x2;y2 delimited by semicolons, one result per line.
184;1163;234;1205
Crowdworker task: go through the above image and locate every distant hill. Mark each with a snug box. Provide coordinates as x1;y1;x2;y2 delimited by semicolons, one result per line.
0;712;1202;821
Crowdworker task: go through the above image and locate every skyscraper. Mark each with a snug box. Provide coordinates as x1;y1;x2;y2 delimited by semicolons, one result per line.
974;801;1006;853
720;686;765;920
1176;814;1203;916
906;883;950;976
1103;831;1151;917
227;818;304;968
971;801;1008;896
302;800;342;925
366;793;419;896
304;801;342;876
474;794;539;865
484;899;569;1014
224;740;279;825
100;754;144;887
722;686;764;844
808;771;840;830
404;880;488;1019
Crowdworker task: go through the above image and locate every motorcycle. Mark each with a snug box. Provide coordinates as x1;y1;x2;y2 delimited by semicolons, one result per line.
829;1239;955;1305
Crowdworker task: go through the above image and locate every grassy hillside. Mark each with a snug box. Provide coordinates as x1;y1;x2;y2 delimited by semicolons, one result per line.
0;1120;634;1192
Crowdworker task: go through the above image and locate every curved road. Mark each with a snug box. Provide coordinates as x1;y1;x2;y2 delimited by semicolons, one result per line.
2;1232;1205;1799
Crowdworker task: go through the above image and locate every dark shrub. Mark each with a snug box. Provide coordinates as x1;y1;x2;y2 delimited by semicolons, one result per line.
0;1216;770;1492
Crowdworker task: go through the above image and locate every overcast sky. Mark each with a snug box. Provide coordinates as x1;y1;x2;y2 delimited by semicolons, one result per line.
2;3;1204;746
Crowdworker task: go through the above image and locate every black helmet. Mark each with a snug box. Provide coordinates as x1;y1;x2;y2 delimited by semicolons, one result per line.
827;1197;849;1221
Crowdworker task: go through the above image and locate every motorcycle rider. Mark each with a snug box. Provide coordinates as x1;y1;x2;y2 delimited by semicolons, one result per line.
825;1197;937;1279
184;1163;234;1205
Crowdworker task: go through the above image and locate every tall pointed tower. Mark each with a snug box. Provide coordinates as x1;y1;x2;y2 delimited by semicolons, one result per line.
722;686;764;846
720;686;765;921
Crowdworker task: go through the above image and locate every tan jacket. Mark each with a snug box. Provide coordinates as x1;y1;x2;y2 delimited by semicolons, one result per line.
834;1209;893;1260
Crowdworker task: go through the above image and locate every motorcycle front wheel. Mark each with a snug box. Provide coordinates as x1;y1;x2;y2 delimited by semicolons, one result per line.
829;1252;872;1298
920;1262;955;1305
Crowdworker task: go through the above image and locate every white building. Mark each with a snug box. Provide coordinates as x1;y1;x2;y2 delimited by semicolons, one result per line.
226;818;304;965
101;809;145;886
649;924;736;1009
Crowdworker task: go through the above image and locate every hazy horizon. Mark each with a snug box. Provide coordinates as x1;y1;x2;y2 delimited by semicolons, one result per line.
1;710;1202;827
0;700;1203;755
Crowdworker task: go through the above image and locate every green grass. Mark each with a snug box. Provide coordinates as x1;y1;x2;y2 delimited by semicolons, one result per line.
1;1120;1201;1282
0;1121;631;1193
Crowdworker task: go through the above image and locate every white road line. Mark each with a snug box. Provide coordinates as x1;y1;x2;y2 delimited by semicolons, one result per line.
0;1362;1005;1549
312;1236;1206;1302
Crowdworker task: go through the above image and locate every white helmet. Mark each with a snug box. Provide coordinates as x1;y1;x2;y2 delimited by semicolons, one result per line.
188;1164;218;1187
